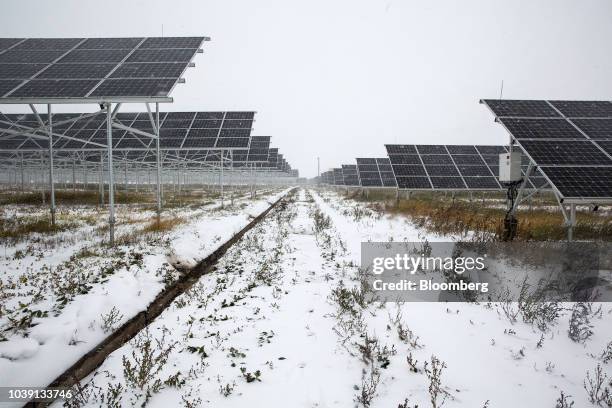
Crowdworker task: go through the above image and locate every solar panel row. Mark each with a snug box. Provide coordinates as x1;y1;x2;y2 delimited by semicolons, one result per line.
386;144;504;190
481;99;612;199
0;111;254;151
0;37;205;100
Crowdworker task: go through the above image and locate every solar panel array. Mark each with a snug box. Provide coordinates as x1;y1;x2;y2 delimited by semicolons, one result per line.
0;111;254;151
332;168;344;185
228;136;270;168
355;158;397;187
341;164;359;186
0;37;205;101
386;145;512;190
481;99;612;199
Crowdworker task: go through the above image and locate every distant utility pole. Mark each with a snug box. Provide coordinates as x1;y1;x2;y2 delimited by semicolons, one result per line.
317;157;320;178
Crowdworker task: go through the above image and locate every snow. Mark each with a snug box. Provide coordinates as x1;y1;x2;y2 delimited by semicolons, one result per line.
0;189;289;401
2;188;610;408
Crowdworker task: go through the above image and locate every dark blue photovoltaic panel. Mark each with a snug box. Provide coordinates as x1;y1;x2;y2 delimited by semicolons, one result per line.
457;165;492;177
464;177;501;189
386;144;417;154
396;177;431;189
430;177;466;189
420;155;453;165
77;38;144;50
37;63;116;79
0;63;47;78
111;63;187;78
0;80;21;96
499;118;585;139
0;50;66;63
425;165;459;177
10;80;99;97
58;49;130;63
482;99;560;118
572;119;612;139
540;167;612;198
90;79;176;97
0;37;205;100
139;37;203;49
451;155;486;165
416;145;448;154
388;154;421;165
126;49;195;63
446;145;478;154
15;38;84;50
549;101;612;118
594;140;612;156
0;38;23;50
519;140;612;166
393;164;427;176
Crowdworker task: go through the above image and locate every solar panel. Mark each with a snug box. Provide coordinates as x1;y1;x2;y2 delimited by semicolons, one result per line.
425;165;460;176
430;177;466;189
572;119;612;139
518;140;611;166
0;36;206;101
396;177;431;189
0;63;47;78
499;118;586;139
464;177;501;189
482;99;612;201
341;164;359;186
481;99;560;118
549;101;612;118
332;168;345;185
385;144;512;191
0;111;255;155
594;140;612;155
110;63;187;79
356;158;382;187
247;136;270;162
539;167;612;198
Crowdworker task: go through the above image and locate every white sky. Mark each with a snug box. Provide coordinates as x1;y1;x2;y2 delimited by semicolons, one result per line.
2;0;612;177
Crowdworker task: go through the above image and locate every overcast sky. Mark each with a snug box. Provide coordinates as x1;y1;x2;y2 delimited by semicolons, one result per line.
2;0;612;177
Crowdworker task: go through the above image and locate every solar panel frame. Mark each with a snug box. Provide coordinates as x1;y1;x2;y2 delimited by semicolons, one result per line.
481;99;612;202
385;144;513;191
0;36;206;103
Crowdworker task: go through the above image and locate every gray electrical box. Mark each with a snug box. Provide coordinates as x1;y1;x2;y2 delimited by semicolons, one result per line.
499;151;522;182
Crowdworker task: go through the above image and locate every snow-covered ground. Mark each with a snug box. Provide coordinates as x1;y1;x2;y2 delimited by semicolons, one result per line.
0;188;288;398
27;188;610;408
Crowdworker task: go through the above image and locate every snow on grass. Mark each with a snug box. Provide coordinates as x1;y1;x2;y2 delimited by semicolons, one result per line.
0;189;288;400
311;189;612;408
4;187;610;407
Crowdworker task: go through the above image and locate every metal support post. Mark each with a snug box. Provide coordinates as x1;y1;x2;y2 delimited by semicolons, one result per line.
106;104;116;246
155;103;162;221
47;105;56;226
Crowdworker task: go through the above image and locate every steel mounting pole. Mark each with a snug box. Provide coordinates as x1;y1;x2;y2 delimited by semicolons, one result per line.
220;150;224;208
47;104;56;226
106;103;116;246
155;103;162;221
99;153;104;205
568;204;576;242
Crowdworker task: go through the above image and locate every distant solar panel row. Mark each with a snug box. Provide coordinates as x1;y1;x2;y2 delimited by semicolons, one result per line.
341;164;359;186
0;111;254;151
385;144;507;190
355;158;397;187
481;99;612;200
0;37;205;100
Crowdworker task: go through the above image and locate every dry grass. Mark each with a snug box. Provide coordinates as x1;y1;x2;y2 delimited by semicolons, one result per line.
383;196;612;241
0;216;78;240
114;215;187;246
